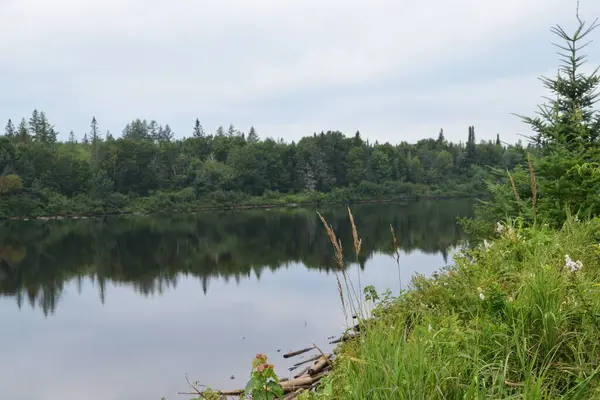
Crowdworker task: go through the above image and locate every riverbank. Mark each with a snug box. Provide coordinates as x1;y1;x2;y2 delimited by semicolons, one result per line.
0;188;478;221
314;217;600;399
0;179;485;220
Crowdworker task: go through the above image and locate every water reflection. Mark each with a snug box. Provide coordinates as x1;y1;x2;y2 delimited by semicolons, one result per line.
0;200;471;316
0;200;472;400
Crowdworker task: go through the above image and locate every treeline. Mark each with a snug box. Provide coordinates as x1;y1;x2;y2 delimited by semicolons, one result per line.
1;110;531;217
0;200;472;315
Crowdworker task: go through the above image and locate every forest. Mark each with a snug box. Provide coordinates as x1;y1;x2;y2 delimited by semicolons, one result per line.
0;111;531;217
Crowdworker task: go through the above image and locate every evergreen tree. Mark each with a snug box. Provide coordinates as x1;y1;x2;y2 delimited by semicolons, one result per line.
89;117;101;169
216;125;225;136
436;128;445;147
193;119;205;138
247;126;259;143
227;124;236;137
158;124;174;143
4;119;15;138
17;118;29;143
148;120;159;142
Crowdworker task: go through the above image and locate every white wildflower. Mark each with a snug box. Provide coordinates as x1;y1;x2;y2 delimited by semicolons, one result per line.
496;222;505;234
428;324;432;332
479;292;485;301
564;254;583;272
483;239;493;251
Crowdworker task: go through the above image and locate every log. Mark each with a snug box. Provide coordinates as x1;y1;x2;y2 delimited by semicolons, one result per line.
293;354;321;367
308;354;331;375
293;364;311;378
283;347;314;359
281;376;313;390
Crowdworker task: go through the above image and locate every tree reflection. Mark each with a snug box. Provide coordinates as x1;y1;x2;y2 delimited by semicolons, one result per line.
0;200;473;315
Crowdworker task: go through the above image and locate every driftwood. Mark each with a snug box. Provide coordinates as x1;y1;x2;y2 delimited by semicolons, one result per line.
182;339;337;398
283;347;314;359
293;365;311;378
307;354;331;375
292;354;321;367
281;376;313;391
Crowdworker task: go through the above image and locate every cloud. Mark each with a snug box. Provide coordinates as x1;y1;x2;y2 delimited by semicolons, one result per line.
0;0;599;143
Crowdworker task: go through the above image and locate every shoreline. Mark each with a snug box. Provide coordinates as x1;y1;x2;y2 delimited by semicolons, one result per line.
1;194;476;221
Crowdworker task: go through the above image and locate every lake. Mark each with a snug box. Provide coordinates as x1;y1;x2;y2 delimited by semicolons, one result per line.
0;200;473;400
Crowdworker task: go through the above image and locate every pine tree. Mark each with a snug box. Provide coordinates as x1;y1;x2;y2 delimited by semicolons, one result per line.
28;109;40;137
17;118;29;143
69;130;76;143
193;119;205;137
29;111;57;144
89;117;101;169
247;126;259;143
216;125;225;136
90;117;100;143
517;16;600;153
227;124;236;137
437;128;445;147
158;124;173;143
496;133;501;146
4;119;15;138
148;120;159;142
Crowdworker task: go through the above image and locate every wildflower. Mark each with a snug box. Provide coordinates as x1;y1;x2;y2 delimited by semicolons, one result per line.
428;324;432;332
477;287;485;300
564;254;583;272
483;239;493;251
496;222;505;234
508;296;514;302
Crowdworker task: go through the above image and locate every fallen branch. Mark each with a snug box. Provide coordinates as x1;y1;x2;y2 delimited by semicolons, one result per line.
283;347;314;359
292;354;321;367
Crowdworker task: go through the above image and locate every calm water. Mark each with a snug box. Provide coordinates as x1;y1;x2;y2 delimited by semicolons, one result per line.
0;200;472;400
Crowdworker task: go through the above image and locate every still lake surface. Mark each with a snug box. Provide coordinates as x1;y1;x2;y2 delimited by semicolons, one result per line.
0;200;473;400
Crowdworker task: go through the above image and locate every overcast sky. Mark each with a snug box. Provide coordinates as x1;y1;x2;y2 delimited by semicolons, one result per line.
1;0;599;145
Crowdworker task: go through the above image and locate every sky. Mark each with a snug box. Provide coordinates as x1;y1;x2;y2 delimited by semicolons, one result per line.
1;0;600;145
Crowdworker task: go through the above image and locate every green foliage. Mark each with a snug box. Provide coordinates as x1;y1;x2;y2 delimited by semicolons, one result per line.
321;218;600;399
244;354;284;400
468;15;600;230
1;109;517;218
0;174;23;194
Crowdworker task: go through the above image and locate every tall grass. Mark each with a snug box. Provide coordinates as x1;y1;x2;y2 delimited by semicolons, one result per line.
315;199;600;399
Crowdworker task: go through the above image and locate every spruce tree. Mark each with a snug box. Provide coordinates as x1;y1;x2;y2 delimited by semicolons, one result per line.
247;126;259;143
193;119;205;137
17;118;29;143
4;119;15;138
517;15;600;153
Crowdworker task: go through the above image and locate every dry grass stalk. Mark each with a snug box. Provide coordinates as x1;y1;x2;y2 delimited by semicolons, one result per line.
317;211;363;323
317;211;349;320
527;152;537;218
317;212;343;269
507;169;520;203
347;207;362;257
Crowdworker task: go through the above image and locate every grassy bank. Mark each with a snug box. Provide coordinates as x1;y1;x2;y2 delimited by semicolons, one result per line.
315;217;600;399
